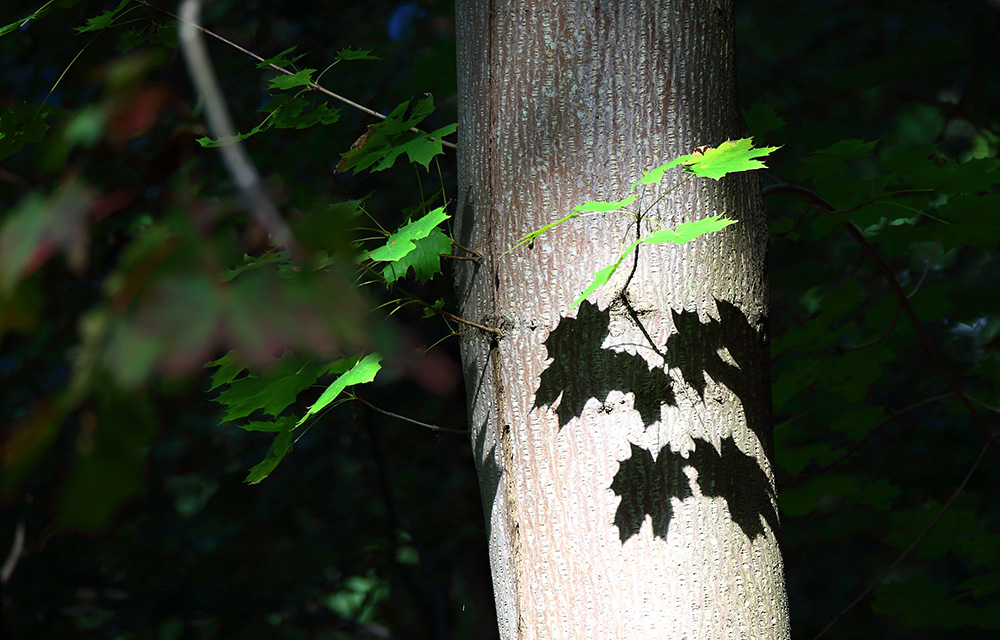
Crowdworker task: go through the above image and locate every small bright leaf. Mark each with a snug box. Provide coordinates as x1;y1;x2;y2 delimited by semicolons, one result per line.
643;216;737;244
297;353;382;427
633;156;692;188
571;239;640;308
508;212;578;253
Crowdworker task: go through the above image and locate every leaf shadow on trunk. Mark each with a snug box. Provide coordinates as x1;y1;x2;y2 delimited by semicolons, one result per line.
534;298;778;543
533;301;676;428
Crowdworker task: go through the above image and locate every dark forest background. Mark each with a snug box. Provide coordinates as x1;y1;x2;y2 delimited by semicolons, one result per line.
1;1;999;638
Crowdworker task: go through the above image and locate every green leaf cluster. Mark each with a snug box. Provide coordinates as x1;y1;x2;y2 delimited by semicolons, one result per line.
207;352;382;483
337;94;457;173
509;138;777;307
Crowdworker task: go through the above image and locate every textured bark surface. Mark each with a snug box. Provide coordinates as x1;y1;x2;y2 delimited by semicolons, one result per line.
454;1;790;638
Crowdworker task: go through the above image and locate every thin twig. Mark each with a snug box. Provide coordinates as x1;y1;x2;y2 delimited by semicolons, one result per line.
437;309;501;335
177;0;294;250
811;440;991;640
360;263;501;335
140;1;456;150
353;397;467;435
764;183;1000;461
968;396;1000;416
451;241;480;257
773;205;812;238
907;240;939;299
837;304;902;352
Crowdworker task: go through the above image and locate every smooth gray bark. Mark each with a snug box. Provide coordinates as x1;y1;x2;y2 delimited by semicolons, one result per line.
454;2;790;638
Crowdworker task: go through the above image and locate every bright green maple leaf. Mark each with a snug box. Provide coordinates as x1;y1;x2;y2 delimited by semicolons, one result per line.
382;228;451;284
683;138;780;180
572;215;737;308
643;215;737;244
297;353;382;427
368;207;449;264
634;138;779;186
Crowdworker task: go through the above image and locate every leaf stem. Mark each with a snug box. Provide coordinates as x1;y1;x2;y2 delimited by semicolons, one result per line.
353;397;467;435
359;263;501;335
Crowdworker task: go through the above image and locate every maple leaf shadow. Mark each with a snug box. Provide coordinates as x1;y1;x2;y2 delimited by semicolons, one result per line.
661;299;773;458
611;437;778;543
533;301;675;428
534;298;776;543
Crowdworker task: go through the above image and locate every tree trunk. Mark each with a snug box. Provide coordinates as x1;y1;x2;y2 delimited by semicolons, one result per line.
453;1;790;638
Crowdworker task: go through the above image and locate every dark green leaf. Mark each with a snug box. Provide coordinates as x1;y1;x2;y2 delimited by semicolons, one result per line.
75;0;133;33
269;69;317;91
744;103;786;138
336;47;380;61
245;429;293;484
257;46;306;69
873;577;978;629
214;354;324;421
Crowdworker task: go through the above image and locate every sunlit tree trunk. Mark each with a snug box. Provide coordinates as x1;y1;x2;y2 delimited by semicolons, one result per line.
453;1;790;637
